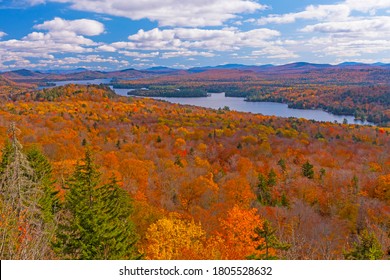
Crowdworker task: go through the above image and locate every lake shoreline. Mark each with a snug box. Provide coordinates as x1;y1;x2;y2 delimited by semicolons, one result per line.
44;79;375;126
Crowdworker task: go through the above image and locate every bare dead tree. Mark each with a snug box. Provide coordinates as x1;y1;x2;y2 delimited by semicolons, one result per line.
0;123;49;259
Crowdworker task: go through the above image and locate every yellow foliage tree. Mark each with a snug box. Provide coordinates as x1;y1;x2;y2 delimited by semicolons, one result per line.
374;174;390;202
144;214;206;260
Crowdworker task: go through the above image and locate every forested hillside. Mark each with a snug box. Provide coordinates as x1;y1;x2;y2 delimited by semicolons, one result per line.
0;84;389;260
114;66;390;126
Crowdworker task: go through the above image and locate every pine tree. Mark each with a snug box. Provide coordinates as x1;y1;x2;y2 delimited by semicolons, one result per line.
277;158;286;173
257;170;277;206
344;229;383;260
0;141;13;175
95;177;140;259
247;220;290;260
257;173;271;205
280;192;289;208
54;150;140;259
302;161;314;179
26;147;60;224
267;169;277;187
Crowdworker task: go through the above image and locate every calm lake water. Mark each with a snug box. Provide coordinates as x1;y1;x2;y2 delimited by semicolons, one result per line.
49;79;373;125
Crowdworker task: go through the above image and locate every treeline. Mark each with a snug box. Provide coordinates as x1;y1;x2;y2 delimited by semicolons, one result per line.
246;85;390;125
31;84;117;102
113;84;208;97
129;87;208;98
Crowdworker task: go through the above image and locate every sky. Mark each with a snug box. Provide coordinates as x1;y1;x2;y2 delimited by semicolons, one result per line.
0;0;389;71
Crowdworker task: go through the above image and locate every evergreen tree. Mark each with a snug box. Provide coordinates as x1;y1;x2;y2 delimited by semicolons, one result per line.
0;141;13;175
267;169;277;187
54;150;140;259
277;158;286;173
26;147;60;223
302;161;314;179
319;168;326;183
280;192;289;208
257;173;271;205
95;177;140;259
247;220;290;260
344;229;383;260
257;170;277;206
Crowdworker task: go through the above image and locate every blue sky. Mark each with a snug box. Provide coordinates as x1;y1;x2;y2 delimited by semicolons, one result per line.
0;0;389;71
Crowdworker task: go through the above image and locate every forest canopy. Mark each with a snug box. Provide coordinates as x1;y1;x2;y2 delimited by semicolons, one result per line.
0;84;389;260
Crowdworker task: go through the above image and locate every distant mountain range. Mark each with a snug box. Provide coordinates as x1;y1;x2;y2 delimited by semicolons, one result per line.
1;62;389;84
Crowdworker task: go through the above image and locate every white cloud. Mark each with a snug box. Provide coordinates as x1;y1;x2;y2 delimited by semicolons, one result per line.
258;4;351;25
109;27;299;61
119;27;280;51
97;45;117;52
119;51;160;58
303;32;390;61
0;31;7;38
36;55;130;68
258;0;390;25
252;46;299;59
300;16;390;59
0;36;92;56
26;0;46;4
0;17;105;70
27;0;267;27
24;31;96;45
254;0;390;62
34;17;104;36
133;58;152;62
161;50;215;59
345;0;390;13
301;16;390;38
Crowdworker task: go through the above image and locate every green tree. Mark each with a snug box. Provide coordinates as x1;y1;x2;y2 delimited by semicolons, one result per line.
247;220;290;260
319;168;326;183
302;161;314;179
277;158;286;173
344;230;383;260
267;169;277;188
94;177;140;259
257;170;277;206
257;173;272;205
0;141;13;175
350;175;359;196
26;147;60;224
54;150;140;259
280;192;289;208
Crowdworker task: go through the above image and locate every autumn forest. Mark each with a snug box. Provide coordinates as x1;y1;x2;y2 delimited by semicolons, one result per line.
0;65;389;260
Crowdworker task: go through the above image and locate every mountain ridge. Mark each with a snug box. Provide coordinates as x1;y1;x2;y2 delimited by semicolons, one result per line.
2;62;390;83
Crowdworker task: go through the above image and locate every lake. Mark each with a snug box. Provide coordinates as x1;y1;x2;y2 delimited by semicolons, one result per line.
48;79;373;125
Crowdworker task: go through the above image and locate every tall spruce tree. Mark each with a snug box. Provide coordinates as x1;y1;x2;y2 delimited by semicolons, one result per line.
95;177;140;259
302;161;314;179
54;150;140;259
247;220;290;260
257;170;278;206
26;147;60;224
344;229;383;260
